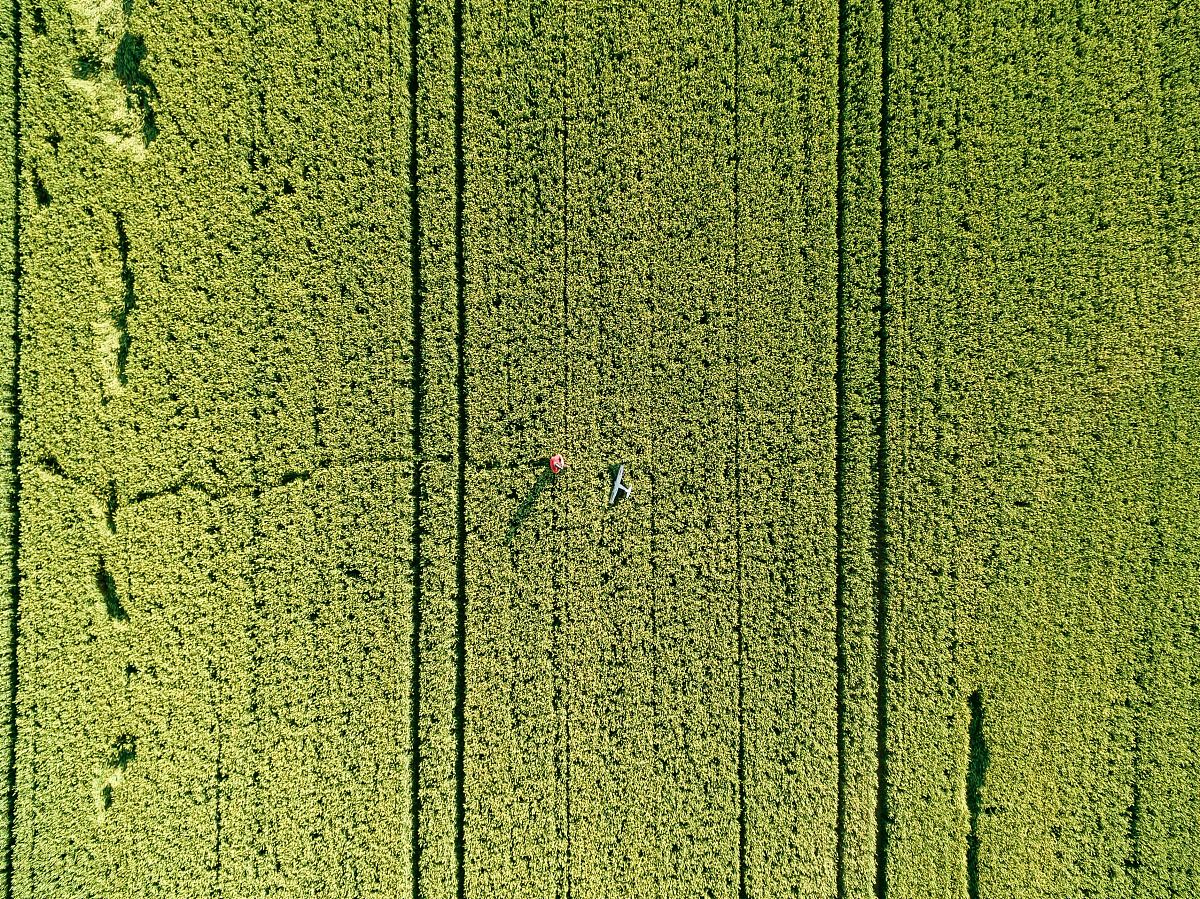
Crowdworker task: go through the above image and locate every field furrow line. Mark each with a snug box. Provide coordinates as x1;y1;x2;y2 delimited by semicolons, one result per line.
1;0;18;894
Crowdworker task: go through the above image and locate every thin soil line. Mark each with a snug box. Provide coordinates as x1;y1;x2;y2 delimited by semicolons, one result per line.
405;0;423;891
212;717;222;898
558;54;573;899
875;0;894;889
966;691;987;899
833;0;850;888
731;3;747;899
452;0;468;890
4;0;20;896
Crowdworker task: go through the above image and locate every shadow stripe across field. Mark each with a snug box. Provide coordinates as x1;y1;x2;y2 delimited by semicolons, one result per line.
1;0;1197;897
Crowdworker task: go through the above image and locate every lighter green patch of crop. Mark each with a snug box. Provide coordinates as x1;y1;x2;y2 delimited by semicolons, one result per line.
64;0;156;153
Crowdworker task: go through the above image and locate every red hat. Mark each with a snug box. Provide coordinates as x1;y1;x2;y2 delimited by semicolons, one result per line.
549;454;565;474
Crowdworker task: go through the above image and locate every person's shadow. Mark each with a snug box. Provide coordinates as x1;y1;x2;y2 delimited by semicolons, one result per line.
504;468;554;545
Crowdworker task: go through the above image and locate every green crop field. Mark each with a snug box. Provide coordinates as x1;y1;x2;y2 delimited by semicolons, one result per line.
1;0;1197;896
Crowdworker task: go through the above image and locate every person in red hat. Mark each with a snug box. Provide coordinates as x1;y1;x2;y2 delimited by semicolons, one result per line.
549;454;565;475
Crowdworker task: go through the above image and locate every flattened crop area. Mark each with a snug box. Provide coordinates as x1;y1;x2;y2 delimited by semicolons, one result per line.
1;0;1197;897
